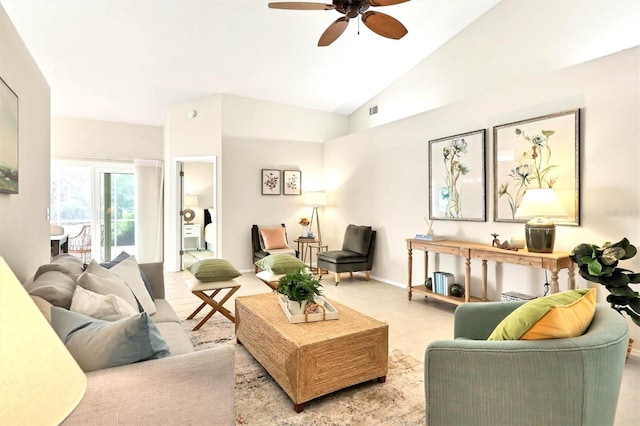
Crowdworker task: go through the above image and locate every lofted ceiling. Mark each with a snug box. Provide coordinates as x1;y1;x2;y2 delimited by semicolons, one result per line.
1;0;500;126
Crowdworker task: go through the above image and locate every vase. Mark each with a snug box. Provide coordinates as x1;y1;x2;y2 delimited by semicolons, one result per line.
287;299;307;316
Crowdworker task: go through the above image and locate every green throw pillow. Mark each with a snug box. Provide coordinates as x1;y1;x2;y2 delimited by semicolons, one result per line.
51;307;171;372
188;259;241;282
255;253;306;274
488;288;596;341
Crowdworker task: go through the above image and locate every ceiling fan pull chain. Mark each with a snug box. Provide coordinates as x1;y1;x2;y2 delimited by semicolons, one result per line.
358;15;360;35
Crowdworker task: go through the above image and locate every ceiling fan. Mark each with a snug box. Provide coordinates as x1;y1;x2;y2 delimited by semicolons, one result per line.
268;0;410;46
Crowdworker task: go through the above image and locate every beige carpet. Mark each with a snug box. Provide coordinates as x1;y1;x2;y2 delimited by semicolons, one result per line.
182;316;426;425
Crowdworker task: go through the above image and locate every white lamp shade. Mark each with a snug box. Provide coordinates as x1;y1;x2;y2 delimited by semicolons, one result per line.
0;257;87;424
184;194;199;208
305;191;327;207
515;188;567;219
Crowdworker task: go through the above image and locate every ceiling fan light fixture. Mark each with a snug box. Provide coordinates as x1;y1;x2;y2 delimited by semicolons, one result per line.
268;0;410;46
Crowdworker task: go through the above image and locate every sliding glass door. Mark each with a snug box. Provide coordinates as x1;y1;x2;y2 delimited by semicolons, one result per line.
51;161;135;262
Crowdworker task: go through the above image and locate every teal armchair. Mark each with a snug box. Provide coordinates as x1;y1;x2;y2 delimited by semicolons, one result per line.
425;302;629;426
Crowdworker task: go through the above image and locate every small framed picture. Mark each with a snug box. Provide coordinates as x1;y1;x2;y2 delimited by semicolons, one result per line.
261;169;281;195
283;170;301;195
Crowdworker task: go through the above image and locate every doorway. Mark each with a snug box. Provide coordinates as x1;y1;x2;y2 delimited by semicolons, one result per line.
179;159;217;270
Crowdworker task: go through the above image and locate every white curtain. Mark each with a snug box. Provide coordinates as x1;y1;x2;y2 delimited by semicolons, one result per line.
134;159;164;262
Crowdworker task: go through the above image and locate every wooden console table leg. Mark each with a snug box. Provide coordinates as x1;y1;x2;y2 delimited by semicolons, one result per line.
568;263;576;290
464;256;471;303
481;259;487;301
549;268;560;294
407;248;413;300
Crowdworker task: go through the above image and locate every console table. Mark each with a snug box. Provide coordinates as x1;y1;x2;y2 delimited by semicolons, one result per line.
406;239;575;306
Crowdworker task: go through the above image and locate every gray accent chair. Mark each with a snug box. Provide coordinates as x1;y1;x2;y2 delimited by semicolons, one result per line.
425;301;629;426
316;224;376;285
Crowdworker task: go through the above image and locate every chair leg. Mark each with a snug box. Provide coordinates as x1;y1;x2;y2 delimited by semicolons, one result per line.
334;272;340;286
365;271;371;281
254;265;258;273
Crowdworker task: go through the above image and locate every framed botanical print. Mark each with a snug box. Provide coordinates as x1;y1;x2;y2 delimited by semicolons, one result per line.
428;129;486;221
493;109;580;225
283;170;301;195
261;169;281;195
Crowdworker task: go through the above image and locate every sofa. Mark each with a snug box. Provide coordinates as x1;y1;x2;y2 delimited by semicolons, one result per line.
425;301;629;426
23;254;235;425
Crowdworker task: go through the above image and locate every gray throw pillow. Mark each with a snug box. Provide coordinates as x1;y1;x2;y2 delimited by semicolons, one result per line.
51;307;171;372
27;270;77;309
100;251;155;299
77;260;140;313
342;225;373;256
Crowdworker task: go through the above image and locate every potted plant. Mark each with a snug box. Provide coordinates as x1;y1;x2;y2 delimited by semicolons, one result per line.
277;268;324;315
570;238;640;360
570;238;640;324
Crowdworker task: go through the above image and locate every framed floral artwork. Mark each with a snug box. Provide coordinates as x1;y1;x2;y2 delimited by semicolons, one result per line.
0;76;19;195
283;170;301;195
493;109;580;224
428;129;486;221
261;169;281;195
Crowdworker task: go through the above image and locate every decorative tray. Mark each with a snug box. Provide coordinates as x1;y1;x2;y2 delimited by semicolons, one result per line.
278;296;339;324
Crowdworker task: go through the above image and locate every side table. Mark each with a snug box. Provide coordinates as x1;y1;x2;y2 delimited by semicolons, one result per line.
294;238;317;262
306;244;328;273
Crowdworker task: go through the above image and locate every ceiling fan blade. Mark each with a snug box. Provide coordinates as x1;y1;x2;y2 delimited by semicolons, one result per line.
318;17;350;46
368;0;410;6
361;11;408;40
268;2;335;10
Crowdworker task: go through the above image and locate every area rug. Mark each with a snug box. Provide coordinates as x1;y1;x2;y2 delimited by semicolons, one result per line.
182;316;426;425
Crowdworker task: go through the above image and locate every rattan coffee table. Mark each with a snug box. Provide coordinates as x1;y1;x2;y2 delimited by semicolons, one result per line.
235;293;388;412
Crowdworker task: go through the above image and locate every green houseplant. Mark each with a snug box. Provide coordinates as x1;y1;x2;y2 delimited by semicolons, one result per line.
570;237;640;326
277;269;324;315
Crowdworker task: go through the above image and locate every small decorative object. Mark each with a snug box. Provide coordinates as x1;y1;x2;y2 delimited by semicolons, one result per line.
278;296;339;323
428;129;486;221
491;233;519;251
261;169;281;195
571;238;639;361
450;283;465;298
298;217;311;238
277;269;324;316
283;170;302;195
424;277;433;291
510;236;526;249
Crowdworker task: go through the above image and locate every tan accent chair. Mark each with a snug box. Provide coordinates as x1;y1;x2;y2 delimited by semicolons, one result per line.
68;224;92;263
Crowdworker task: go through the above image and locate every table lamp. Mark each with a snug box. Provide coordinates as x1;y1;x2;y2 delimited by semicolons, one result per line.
305;191;327;247
0;257;87;424
515;188;567;253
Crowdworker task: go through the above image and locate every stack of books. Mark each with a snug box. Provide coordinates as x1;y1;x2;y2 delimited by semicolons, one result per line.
415;234;446;241
432;271;455;296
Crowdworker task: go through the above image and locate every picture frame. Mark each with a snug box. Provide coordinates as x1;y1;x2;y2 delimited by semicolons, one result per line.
283;170;301;195
493;109;580;225
261;169;281;195
428;129;486;221
0;76;19;195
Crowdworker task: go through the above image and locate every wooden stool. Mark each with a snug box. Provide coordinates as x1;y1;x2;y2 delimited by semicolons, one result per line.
185;278;240;331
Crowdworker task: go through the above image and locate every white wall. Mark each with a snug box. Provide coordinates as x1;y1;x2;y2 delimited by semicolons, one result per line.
0;5;50;280
350;0;640;133
51;116;163;160
325;46;640;343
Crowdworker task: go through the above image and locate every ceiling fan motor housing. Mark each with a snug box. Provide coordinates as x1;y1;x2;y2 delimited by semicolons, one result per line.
336;1;370;18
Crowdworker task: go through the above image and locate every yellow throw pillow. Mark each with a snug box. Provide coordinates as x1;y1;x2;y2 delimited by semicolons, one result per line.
488;288;596;341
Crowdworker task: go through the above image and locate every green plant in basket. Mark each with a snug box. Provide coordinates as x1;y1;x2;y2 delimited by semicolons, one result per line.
277;268;324;308
570;238;640;326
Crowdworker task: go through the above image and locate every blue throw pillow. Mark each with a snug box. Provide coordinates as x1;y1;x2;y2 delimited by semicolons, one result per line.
51;307;171;372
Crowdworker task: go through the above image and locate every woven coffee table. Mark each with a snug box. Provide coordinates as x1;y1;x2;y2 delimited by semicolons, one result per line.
235;293;388;412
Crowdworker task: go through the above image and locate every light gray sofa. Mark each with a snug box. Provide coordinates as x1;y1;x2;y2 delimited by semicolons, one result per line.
25;257;235;425
425;301;629;426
